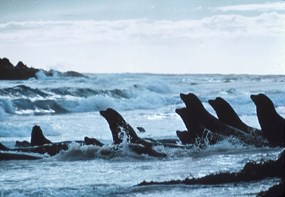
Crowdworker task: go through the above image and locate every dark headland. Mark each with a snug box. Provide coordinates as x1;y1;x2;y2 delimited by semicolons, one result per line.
0;57;85;80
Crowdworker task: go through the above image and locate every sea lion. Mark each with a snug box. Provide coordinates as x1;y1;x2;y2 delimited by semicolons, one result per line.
1;125;76;157
15;125;52;147
0;142;9;151
31;125;52;146
100;108;153;147
100;108;167;157
180;93;266;147
251;94;285;147
100;108;181;148
175;107;204;144
176;130;193;145
176;108;205;136
175;108;222;145
208;97;261;134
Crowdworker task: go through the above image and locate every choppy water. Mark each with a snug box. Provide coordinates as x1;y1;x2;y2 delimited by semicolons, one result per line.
0;74;284;196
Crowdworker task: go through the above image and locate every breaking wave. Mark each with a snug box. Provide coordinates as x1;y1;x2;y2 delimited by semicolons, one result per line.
0;74;284;119
52;137;258;162
0;83;179;115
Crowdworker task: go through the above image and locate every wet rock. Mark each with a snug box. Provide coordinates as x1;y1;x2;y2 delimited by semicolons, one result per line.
0;57;86;80
0;58;38;80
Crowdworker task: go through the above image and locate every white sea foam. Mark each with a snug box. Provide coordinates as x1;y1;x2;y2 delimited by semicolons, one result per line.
0;99;15;114
216;2;285;12
35;70;49;80
0;121;60;138
58;95;115;113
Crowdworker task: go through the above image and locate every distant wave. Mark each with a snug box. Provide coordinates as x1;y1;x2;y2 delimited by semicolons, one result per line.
1;73;285;117
0;83;179;115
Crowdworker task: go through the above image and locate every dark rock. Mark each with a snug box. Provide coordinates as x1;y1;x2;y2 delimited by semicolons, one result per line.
137;127;146;133
0;141;68;157
257;181;285;197
15;140;31;147
138;149;285;187
0;57;86;80
0;58;39;80
84;137;104;147
64;71;86;78
0;152;42;160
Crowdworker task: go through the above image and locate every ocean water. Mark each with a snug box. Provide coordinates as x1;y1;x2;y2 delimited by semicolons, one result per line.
0;73;284;196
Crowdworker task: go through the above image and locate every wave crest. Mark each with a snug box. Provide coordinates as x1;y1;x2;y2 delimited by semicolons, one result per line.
0;84;179;115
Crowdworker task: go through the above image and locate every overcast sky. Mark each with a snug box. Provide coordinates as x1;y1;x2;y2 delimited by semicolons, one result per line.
0;0;284;74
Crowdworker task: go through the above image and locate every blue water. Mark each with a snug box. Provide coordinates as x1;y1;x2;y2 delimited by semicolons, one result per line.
0;73;284;196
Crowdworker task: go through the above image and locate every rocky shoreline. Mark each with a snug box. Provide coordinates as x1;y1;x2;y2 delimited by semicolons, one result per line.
0;57;85;80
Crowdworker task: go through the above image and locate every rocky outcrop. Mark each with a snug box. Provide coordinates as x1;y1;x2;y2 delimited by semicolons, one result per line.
0;57;86;80
139;149;285;196
0;58;39;80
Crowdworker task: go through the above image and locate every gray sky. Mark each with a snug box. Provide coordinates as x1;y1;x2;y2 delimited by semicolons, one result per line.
0;0;284;74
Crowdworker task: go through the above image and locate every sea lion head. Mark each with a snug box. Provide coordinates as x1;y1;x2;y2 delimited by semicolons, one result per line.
180;93;204;110
175;108;187;117
251;94;274;109
209;97;234;116
208;98;217;108
100;108;125;124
